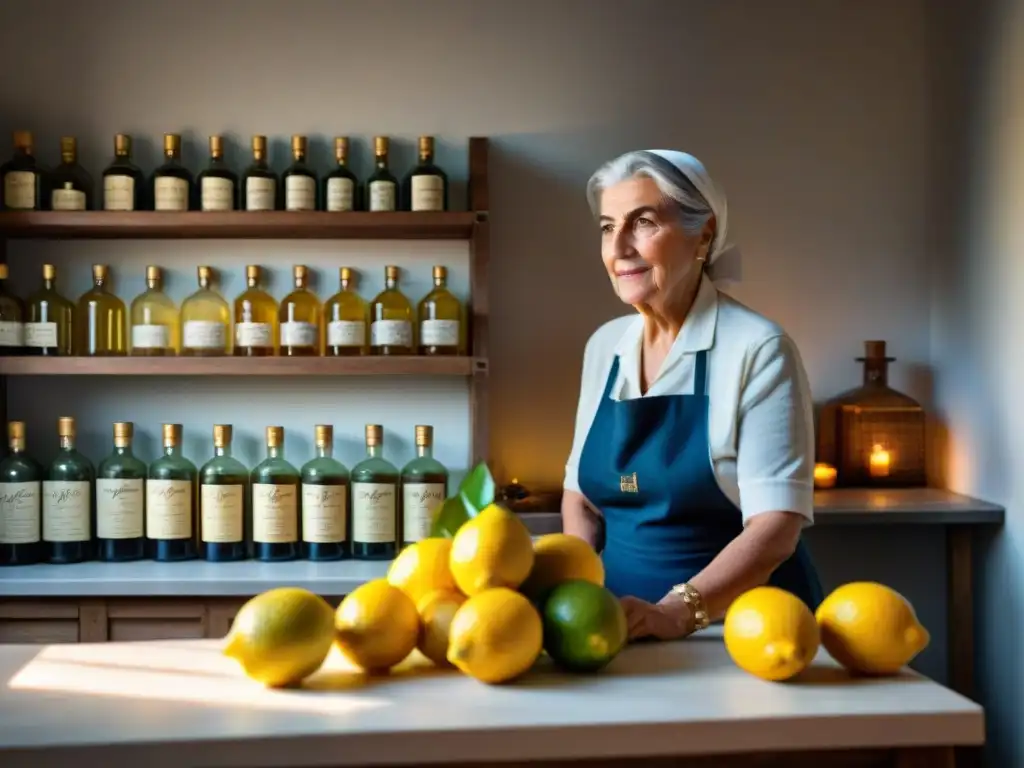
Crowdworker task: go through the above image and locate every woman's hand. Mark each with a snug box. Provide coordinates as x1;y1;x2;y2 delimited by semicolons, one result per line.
620;594;694;641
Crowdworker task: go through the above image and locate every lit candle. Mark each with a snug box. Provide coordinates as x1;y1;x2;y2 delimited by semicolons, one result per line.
813;463;837;490
869;444;891;478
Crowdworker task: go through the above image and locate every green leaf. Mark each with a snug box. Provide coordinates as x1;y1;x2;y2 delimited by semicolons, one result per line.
430;494;474;539
458;462;496;513
428;462;497;538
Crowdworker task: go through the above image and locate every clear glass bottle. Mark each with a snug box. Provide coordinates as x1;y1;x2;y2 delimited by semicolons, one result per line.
400;425;449;546
197;135;238;211
279;264;320;356
418;265;465;356
402;136;448;212
25;264;74;356
366;136;397;212
0;421;43;566
95;421;146;563
323;136;360;212
42;416;95;564
370;265;414;355
76;264;127;356
0;263;25;355
324;267;368;356
102;133;146;211
234;265;278;356
129;265;179;356
282;135;317;211
350;424;398;560
181;265;231;356
152;133;194;211
199;424;249;562
49;136;94;211
1;130;45;211
241;135;277;212
251;426;300;562
146;423;198;562
300;424;349;561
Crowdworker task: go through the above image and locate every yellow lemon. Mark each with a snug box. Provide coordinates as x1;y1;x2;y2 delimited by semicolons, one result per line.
449;503;534;596
724;586;821;682
417;588;468;667
223;587;336;688
447;587;543;684
815;581;930;676
520;533;605;602
335;579;421;672
387;538;459;605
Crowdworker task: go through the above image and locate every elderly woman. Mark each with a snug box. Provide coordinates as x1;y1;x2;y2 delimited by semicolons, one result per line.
561;149;822;642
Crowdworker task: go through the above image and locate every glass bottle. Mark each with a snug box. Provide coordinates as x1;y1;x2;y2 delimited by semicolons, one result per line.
152;133;194;211
24;263;74;356
418;265;465;356
366;136;397;212
76;264;127;356
282;135;317;211
234;264;278;356
400;425;449;546
49;136;93;211
370;265;414;355
324;266;368;356
102;133;146;211
402;136;448;212
1;130;45;211
129;265;179;356
146;423;198;562
197;134;238;211
241;135;277;212
181;265;231;356
300;424;349;561
279;264;320;356
350;424;398;560
323;136;360;212
42;417;95;564
198;424;249;562
251;426;300;562
0;263;25;355
0;421;43;566
95;421;146;562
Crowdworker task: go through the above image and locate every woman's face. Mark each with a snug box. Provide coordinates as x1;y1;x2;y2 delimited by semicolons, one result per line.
599;175;713;309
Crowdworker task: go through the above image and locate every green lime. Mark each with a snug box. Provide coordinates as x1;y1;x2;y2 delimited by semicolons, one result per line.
541;579;628;673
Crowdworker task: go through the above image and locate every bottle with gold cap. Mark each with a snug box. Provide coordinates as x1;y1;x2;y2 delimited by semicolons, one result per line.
279;264;321;356
146;423;198;562
24;263;74;356
95;421;146;563
1;130;44;210
282;134;317;211
350;424;398;560
402;136;448;212
129;265;179;356
198;424;249;562
369;264;414;355
366;136;397;212
324;267;368;356
42;416;95;564
152;132;194;212
0;263;25;355
400;425;449;546
102;134;145;211
75;264;127;356
180;266;231;356
417;265;465;356
233;265;278;356
0;421;43;566
49;136;93;211
251;426;300;562
323;136;360;212
241;135;278;211
300;424;349;561
197;135;238;212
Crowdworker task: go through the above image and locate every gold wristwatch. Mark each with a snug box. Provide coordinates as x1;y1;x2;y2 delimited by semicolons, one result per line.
671;582;710;632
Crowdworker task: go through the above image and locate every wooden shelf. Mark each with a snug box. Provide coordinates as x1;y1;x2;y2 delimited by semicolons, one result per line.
0;355;483;376
0;211;480;240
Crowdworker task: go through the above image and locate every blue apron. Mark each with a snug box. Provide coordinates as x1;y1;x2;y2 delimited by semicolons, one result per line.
577;350;823;610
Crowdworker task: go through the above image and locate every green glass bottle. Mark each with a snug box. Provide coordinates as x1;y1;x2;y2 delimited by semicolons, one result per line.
251;426;300;562
42;417;95;564
96;421;146;562
350;424;398;560
146;423;198;561
0;421;43;566
400;425;449;546
25;263;74;356
300;424;349;561
198;424;249;562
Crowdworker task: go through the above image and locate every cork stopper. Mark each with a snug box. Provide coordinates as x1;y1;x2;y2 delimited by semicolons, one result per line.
415;425;433;447
42;264;56;281
314;424;333;448
266;426;284;447
162;423;182;447
58;417;76;437
113;421;133;448
365;424;382;446
213;424;232;448
374;136;389;156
